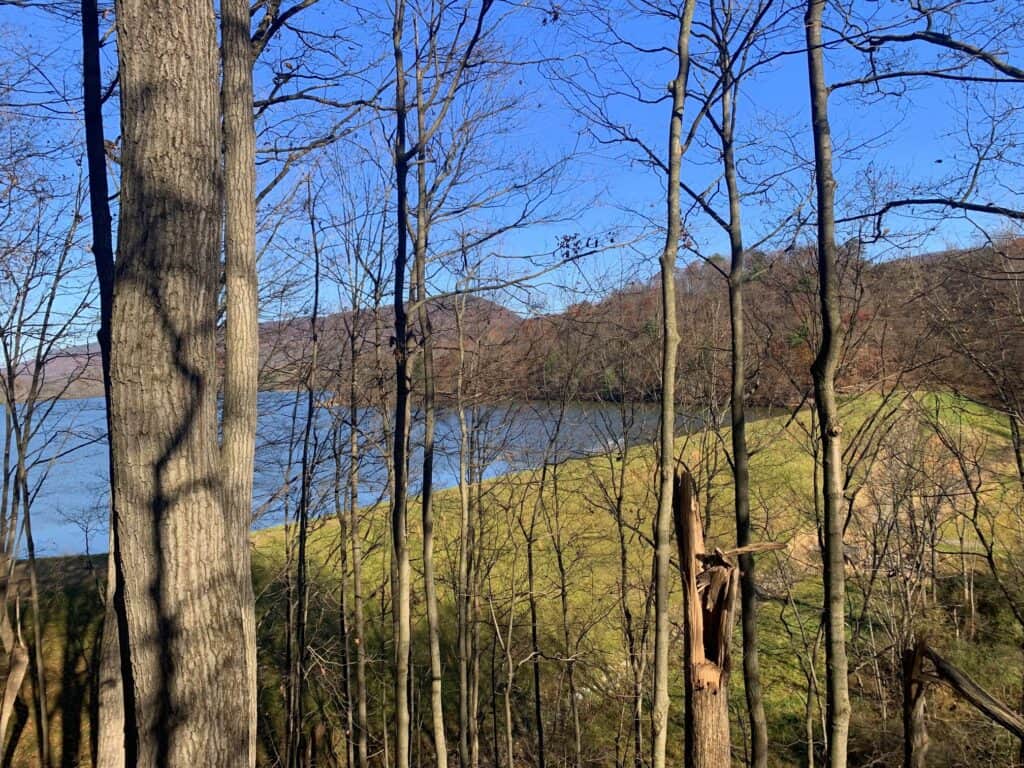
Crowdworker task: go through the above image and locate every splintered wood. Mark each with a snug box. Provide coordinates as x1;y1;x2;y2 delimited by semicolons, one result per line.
673;471;738;695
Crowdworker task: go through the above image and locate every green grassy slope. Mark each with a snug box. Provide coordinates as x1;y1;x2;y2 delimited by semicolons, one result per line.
7;393;1023;766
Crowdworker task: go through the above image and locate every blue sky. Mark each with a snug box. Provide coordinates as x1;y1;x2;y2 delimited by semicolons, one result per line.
2;0;1022;314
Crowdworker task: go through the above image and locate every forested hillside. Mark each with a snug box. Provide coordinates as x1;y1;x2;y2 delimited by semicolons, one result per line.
27;242;1022;412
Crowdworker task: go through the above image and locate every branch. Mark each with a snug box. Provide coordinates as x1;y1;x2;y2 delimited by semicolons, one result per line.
923;643;1024;739
866;30;1024;81
838;197;1024;240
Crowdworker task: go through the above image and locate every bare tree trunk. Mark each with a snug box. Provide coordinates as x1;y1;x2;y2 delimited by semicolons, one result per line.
490;611;502;768
612;465;647;768
721;52;768;768
805;661;817;768
333;438;355;768
559;554;582;768
804;2;851;764
674;472;735;768
0;604;28;757
1011;414;1024;494
220;0;260;763
19;465;50;767
287;192;323;768
110;0;249;762
489;587;517;768
348;308;369;768
391;3;413;763
414;83;449;768
902;644;928;768
471;422;485;768
455;301;482;768
282;393;301;766
456;303;474;768
470;582;480;768
525;463;547;768
653;6;697;768
95;539;124;768
80;2;123;762
545;469;580;768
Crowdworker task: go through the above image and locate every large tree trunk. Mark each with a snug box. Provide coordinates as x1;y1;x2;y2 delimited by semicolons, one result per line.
652;5;697;767
220;0;260;764
110;0;249;762
80;2;124;763
674;472;735;768
804;2;851;765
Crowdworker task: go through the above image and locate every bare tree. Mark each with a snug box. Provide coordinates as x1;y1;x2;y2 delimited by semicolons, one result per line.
804;1;851;764
677;3;800;761
221;0;261;762
77;1;125;764
654;4;698;766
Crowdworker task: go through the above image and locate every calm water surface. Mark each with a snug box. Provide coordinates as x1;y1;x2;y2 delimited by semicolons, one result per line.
21;392;691;555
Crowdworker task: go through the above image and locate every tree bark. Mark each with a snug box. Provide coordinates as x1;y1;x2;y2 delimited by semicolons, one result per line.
804;2;851;764
220;0;260;763
527;526;546;768
95;545;124;768
110;0;248;762
526;456;551;768
333;433;355;768
555;518;582;768
653;6;697;768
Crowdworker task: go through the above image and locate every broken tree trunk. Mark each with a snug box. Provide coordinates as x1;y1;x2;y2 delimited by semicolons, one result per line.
902;642;928;768
673;470;736;768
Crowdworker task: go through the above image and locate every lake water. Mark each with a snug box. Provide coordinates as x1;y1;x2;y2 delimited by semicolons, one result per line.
18;392;685;556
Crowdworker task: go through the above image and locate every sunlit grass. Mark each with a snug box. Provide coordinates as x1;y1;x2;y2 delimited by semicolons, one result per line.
13;391;1023;765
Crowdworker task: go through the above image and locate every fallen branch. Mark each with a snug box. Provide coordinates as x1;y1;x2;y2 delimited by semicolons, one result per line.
922;643;1024;740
